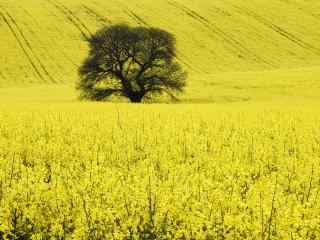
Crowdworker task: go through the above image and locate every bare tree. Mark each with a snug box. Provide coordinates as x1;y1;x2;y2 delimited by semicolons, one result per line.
77;24;187;102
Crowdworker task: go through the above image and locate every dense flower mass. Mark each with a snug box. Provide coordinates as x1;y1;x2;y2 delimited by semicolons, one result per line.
0;103;320;239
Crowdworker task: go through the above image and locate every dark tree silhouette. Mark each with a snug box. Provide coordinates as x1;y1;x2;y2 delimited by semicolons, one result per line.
77;24;187;102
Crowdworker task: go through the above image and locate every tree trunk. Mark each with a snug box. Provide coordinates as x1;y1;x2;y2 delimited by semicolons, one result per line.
128;92;144;103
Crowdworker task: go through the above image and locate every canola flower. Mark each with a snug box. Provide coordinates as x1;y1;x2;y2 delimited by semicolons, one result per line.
0;103;319;239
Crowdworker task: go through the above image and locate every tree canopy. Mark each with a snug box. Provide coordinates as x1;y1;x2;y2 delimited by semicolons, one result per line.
77;24;187;102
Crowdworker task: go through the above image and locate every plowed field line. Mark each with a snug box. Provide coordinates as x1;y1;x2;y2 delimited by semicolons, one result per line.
277;0;320;22
43;8;82;68
0;8;46;82
124;9;148;26
21;6;76;82
48;0;92;40
233;4;320;56
175;52;201;73
81;4;111;24
167;0;273;67
4;10;57;83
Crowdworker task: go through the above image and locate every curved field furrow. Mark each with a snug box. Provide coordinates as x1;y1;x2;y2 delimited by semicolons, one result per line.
19;6;66;84
175;53;202;73
277;0;320;21
81;4;111;25
43;6;84;70
167;0;273;68
48;0;92;40
60;51;79;69
124;9;149;26
0;7;47;83
5;10;57;84
232;3;320;57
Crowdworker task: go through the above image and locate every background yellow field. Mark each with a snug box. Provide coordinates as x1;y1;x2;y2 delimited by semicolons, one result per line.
1;0;320;102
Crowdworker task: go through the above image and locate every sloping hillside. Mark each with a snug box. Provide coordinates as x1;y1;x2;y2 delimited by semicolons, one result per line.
1;0;320;87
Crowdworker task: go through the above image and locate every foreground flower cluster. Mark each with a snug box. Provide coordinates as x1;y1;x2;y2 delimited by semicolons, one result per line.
0;103;319;239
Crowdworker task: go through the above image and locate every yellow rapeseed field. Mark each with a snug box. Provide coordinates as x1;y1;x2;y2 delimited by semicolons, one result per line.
1;103;320;239
1;0;320;239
